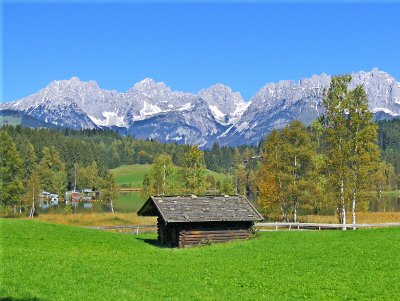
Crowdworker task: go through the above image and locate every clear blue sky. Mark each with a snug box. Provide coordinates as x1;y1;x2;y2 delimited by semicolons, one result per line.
2;1;400;102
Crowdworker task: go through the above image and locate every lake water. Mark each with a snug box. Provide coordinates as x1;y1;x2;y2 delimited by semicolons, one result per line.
37;191;145;214
369;195;400;212
37;192;400;214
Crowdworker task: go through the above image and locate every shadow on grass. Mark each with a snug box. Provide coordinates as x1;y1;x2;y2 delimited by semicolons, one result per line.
135;237;170;248
0;297;40;301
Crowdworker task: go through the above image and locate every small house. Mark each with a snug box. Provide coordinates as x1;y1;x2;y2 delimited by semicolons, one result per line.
137;195;263;248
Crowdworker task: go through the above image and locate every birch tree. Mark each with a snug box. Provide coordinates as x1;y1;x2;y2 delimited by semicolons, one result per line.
152;154;173;196
100;172;118;214
322;75;352;227
347;85;380;228
181;146;206;195
24;172;41;218
280;120;316;222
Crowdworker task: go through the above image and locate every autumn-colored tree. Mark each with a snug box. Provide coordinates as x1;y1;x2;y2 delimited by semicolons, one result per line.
347;85;380;227
280;120;317;222
322;75;352;226
257;130;289;221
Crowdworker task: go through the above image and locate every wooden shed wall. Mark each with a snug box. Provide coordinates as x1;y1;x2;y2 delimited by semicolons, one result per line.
157;218;253;248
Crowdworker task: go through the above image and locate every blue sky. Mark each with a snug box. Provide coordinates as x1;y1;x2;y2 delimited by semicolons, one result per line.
2;1;400;102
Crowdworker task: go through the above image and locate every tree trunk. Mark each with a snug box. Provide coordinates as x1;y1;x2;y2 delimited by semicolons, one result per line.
341;178;347;230
293;202;297;223
29;201;35;219
110;199;115;214
352;190;356;230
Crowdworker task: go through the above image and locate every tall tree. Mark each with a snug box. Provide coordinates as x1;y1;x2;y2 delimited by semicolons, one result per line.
181;146;206;195
0;130;24;211
100;172;118;214
257;130;289;221
152;154;173;196
322;75;352;226
37;146;67;194
141;174;154;199
234;164;247;196
280;120;317;222
77;161;100;191
23;172;41;218
347;85;380;228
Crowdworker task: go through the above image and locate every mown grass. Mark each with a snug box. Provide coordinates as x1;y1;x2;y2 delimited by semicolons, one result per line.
110;164;232;189
1;219;399;301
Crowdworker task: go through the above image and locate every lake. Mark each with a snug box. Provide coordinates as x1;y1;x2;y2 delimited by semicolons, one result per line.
37;192;400;214
37;192;146;214
369;194;400;212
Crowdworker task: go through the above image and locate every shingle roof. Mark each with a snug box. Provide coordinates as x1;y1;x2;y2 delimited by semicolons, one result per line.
137;195;263;223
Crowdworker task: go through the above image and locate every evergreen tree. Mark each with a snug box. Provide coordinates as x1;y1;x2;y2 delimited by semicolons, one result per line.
0;130;24;211
37;146;66;194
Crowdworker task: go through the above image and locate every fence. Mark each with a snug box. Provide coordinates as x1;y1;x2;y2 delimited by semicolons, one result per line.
86;222;400;234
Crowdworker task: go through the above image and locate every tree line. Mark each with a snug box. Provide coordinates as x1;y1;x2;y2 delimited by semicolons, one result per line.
256;76;398;227
0;129;118;216
1;75;399;222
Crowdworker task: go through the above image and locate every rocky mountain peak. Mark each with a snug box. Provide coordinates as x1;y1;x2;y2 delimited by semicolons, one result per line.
198;83;246;125
1;68;399;148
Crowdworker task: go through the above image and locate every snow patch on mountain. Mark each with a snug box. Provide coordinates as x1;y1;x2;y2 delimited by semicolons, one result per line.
89;112;127;127
2;68;399;147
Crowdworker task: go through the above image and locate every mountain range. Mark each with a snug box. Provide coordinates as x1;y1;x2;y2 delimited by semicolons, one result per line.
1;68;399;147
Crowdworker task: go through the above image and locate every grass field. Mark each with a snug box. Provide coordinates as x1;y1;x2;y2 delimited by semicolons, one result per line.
110;164;232;189
110;164;152;188
381;190;400;196
115;192;145;213
1;219;399;300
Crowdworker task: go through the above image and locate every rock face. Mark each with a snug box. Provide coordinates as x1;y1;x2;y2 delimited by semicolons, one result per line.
1;68;399;147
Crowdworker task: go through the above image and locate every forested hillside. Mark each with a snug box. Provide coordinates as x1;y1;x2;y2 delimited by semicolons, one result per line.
377;119;400;173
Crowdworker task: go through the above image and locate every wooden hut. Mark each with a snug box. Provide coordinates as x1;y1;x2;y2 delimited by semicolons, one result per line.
137;195;263;248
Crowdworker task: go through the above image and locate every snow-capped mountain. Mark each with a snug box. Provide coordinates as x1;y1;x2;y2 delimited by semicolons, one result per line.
1;68;399;147
221;68;400;146
198;84;250;125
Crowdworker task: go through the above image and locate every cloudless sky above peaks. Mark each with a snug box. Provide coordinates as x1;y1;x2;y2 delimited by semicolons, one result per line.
2;1;400;102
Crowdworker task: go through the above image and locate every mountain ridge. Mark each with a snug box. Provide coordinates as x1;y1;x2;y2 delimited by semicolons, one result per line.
1;68;399;147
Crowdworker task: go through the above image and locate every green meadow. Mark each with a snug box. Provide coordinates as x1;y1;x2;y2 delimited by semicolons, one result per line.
1;219;399;301
114;191;144;213
110;164;232;189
